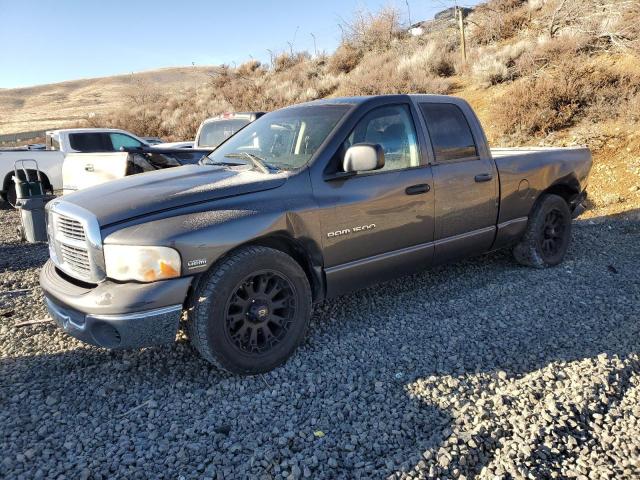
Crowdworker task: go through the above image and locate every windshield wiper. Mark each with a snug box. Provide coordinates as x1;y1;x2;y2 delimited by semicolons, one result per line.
224;152;275;174
199;157;245;167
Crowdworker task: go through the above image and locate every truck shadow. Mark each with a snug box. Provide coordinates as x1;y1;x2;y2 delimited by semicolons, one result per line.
1;208;639;478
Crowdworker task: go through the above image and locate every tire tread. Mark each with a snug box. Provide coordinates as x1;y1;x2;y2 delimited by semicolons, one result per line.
513;193;571;268
185;246;311;374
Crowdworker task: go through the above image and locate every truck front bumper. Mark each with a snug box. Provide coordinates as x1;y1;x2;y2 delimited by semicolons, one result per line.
40;260;193;349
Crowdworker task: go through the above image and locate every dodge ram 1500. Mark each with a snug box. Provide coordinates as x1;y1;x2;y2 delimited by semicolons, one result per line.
40;95;591;374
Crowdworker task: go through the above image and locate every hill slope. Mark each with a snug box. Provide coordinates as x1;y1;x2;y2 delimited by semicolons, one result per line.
0;67;215;134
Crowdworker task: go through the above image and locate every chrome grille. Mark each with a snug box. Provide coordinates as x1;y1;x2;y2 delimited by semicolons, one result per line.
47;200;106;283
57;215;86;241
59;243;91;275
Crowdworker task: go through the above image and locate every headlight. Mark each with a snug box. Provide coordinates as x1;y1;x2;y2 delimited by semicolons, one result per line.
104;245;181;282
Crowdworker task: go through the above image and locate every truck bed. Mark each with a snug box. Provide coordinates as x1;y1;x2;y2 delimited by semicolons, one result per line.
490;146;592;224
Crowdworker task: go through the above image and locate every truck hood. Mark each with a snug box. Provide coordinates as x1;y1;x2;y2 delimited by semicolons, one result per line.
62;164;287;227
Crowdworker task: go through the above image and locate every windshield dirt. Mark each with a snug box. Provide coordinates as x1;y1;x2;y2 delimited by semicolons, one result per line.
205;105;350;171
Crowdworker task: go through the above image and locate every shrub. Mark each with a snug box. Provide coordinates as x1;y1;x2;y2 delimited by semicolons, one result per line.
79;1;639;147
340;7;405;53
471;39;530;86
493;54;640;139
514;34;589;77
615;2;640;54
397;42;456;78
336;49;452;96
237;59;263;76
328;43;362;74
273;52;311;73
467;0;529;45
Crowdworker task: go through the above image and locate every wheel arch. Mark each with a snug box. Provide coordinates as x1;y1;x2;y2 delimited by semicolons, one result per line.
540;179;580;207
187;232;325;304
2;169;53;195
242;233;325;302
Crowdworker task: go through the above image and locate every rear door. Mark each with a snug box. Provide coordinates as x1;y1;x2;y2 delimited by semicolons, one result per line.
416;101;498;263
313;102;435;296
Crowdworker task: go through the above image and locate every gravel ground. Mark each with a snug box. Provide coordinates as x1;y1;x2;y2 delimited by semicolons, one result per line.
1;207;639;479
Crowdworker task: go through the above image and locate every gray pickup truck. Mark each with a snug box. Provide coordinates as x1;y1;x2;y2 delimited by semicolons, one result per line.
40;95;591;374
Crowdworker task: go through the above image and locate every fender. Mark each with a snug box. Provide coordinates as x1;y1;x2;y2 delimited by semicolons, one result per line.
102;173;325;290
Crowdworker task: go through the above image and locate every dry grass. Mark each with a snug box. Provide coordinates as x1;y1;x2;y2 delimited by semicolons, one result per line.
493;53;640;141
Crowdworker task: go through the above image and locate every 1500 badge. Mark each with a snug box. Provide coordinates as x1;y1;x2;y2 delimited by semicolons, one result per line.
327;224;376;238
187;258;208;269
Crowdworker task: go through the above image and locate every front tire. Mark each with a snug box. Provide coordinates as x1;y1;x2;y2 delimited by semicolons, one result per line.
513;193;572;268
186;246;312;374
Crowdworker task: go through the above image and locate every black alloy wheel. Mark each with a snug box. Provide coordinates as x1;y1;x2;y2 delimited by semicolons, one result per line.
512;193;572;268
225;271;297;355
539;209;567;258
186;246;312;374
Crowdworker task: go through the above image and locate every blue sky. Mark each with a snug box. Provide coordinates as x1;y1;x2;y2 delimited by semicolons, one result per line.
0;0;480;89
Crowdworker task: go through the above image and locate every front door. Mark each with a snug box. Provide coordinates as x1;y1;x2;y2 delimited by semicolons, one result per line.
417;102;499;264
313;103;435;297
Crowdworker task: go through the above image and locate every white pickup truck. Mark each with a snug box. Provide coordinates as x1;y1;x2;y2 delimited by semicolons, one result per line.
61;113;265;193
62;147;212;195
0;128;149;206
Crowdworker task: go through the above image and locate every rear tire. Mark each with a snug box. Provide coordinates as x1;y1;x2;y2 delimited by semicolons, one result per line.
186;246;312;374
513;193;572;268
2;171;51;209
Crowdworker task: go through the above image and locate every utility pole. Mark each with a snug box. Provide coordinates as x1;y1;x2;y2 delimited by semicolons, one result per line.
456;6;467;64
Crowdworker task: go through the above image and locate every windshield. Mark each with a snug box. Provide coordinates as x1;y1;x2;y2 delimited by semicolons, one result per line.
205;105;350;171
198;119;251;148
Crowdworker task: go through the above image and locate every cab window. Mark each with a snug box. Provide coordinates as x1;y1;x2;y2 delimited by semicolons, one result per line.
342;104;420;173
110;133;143;150
419;103;478;162
69;133;112;152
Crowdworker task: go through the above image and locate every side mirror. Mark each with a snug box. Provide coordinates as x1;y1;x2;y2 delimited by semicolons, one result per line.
343;143;385;173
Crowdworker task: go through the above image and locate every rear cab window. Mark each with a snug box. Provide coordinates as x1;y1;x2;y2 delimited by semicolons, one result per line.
198;119;251;148
419;103;478;162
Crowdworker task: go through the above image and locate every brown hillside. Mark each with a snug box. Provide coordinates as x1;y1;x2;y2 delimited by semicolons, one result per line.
0;67;215;134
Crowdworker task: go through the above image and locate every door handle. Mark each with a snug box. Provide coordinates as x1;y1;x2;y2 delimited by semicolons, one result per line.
405;184;430;195
474;173;493;183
